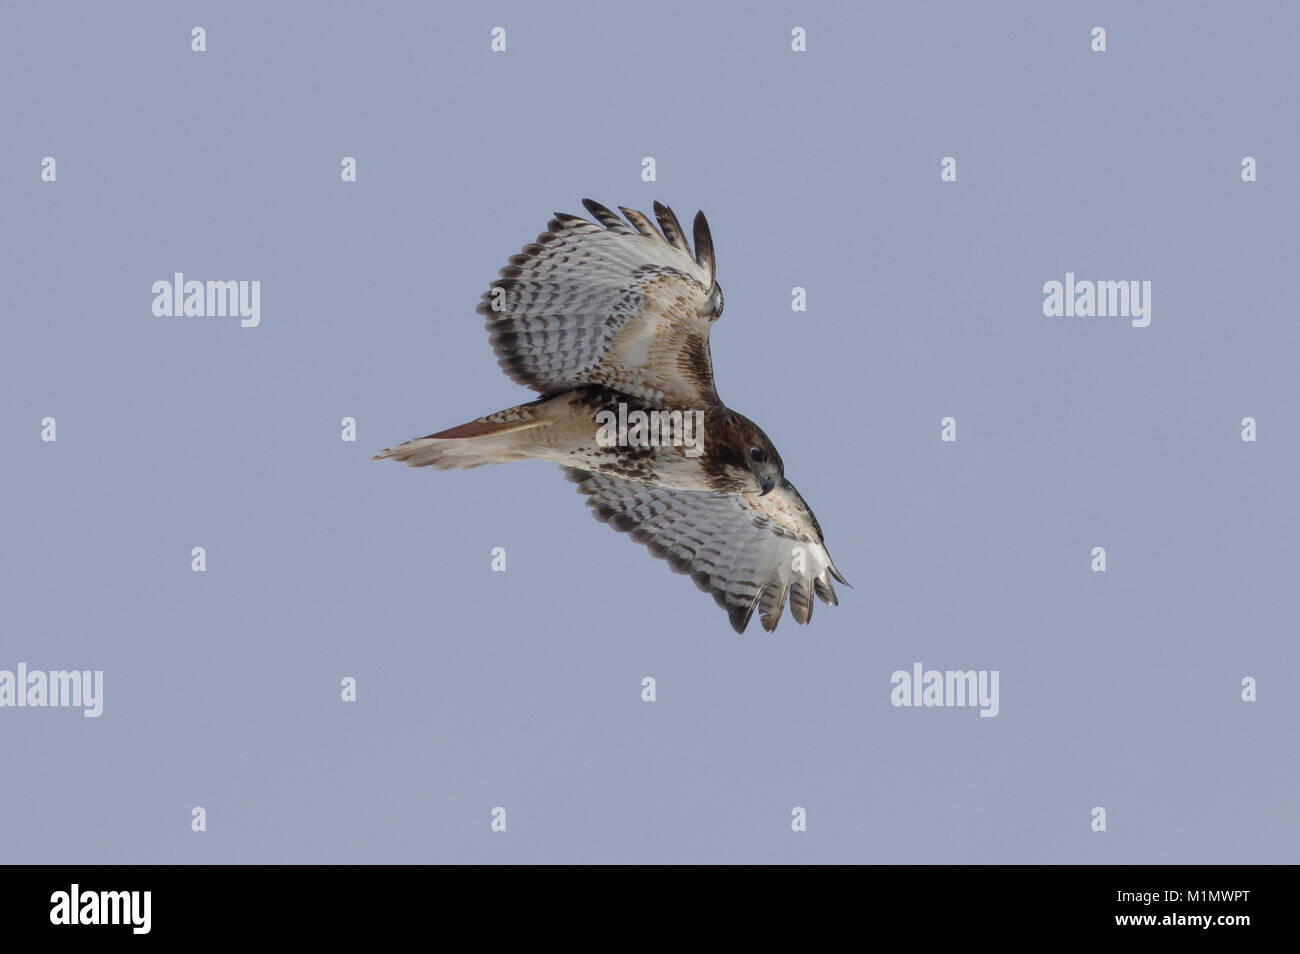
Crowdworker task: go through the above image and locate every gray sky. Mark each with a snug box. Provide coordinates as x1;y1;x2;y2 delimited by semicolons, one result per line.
1;0;1296;863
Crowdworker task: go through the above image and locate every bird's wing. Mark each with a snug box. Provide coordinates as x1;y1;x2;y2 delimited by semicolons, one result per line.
565;468;846;634
477;200;723;407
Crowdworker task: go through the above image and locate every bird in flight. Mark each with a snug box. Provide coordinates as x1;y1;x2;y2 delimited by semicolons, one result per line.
375;200;845;633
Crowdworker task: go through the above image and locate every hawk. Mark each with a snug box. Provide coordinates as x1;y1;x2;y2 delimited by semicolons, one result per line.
375;200;846;633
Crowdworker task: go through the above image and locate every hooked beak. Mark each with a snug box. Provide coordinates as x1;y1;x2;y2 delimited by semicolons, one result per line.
759;476;777;496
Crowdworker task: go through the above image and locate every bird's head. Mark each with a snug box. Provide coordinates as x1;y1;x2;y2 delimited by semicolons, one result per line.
720;410;784;496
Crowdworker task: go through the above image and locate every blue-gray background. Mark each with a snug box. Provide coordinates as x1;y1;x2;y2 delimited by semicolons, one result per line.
2;1;1296;864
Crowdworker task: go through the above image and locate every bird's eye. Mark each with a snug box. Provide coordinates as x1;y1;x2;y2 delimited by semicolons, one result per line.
749;446;763;462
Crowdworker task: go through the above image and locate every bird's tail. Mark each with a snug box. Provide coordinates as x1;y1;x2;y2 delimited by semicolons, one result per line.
373;402;551;470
